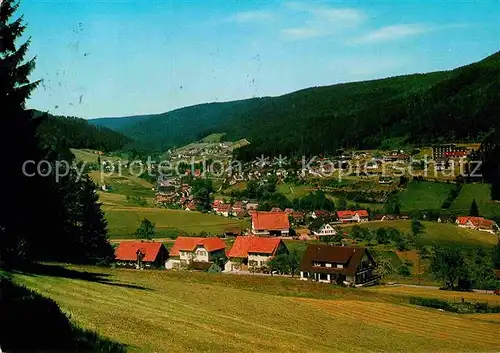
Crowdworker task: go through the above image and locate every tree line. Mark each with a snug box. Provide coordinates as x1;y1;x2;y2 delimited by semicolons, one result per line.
35;110;132;152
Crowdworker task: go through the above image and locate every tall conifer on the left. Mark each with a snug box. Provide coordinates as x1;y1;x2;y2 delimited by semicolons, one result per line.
0;0;61;267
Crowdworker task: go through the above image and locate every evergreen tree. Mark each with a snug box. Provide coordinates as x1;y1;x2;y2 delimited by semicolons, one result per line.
492;239;500;269
135;218;155;240
0;1;114;266
0;0;58;266
469;198;479;217
491;166;500;201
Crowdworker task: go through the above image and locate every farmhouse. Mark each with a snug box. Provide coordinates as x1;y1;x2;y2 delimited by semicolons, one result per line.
299;244;379;286
311;210;330;219
251;211;290;236
165;237;226;270
215;203;232;217
231;201;244;216
115;241;169;269
224;236;288;271
433;144;467;159
336;210;369;223
309;218;338;238
455;216;499;234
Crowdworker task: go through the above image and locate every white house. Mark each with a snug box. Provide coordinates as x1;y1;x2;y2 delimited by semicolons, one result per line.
311;223;337;237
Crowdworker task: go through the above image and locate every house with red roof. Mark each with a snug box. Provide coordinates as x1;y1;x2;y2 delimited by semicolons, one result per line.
165;237;226;270
212;199;223;211
455;216;498;234
224;236;288;272
215;203;232;217
251;211;290;236
115;241;169;269
185;201;197;211
231;201;244;216
336;210;369;223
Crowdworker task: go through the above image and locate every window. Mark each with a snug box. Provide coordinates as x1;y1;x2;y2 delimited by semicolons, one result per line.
326;263;332;268
336;264;343;268
313;262;322;267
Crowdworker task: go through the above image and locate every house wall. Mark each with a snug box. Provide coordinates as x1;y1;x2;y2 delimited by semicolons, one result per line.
165;257;181;269
248;253;272;267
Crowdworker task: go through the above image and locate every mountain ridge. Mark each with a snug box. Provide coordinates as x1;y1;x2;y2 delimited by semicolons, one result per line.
89;51;500;157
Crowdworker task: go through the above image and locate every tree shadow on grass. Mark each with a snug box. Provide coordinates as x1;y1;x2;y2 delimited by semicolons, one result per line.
12;263;151;291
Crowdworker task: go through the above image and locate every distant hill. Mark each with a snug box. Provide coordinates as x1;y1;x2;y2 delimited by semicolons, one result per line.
91;51;500;158
33;110;132;153
87;115;152;131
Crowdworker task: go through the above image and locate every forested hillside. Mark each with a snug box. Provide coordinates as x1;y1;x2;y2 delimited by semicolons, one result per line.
92;51;500;157
87;115;152;131
33;110;132;152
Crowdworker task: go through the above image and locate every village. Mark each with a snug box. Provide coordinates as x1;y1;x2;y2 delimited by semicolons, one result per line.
114;207;500;286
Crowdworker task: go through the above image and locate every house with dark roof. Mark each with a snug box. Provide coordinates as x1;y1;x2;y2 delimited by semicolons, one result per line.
309;218;338;238
165;237;226;270
115;241;169;269
251;211;290;236
299;244;379;286
224;236;288;272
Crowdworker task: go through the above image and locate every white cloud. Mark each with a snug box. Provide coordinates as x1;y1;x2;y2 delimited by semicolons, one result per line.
281;27;322;39
350;23;467;44
280;3;366;40
311;8;366;26
227;11;275;23
352;24;429;44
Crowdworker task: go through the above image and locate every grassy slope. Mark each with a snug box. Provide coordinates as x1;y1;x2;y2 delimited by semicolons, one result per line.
341;220;498;249
399;181;454;212
71;149;122;164
277;183;314;200
12;266;500;353
450;183;500;218
199;133;225;143
100;192;248;238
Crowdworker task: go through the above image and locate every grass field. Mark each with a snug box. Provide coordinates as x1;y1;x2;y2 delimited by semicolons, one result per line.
199;133;225;143
71;149;122;164
277;183;314;200
89;171;155;199
342;220;498;249
450;183;500;219
103;202;248;238
12;265;500;353
399;181;454;212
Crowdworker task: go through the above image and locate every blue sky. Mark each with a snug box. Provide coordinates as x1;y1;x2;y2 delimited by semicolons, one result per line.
19;0;500;118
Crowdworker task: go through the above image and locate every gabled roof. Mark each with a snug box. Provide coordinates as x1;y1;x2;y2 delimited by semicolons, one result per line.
252;211;290;230
456;216;496;229
336;210;368;219
169;237;226;256
300;244;374;276
309;217;330;232
227;236;284;258
270;207;282;213
115;241;167;262
216;204;232;212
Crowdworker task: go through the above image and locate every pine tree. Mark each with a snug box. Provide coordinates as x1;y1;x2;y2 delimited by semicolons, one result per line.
491;166;500;201
0;0;56;266
469;198;479;217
